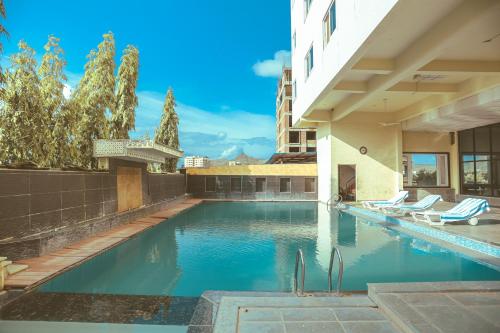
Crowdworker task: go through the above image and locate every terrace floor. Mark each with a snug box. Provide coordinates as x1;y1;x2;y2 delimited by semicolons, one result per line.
3;198;203;289
351;201;500;246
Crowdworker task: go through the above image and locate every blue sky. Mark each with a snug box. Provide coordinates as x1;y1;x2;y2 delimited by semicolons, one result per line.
3;0;291;160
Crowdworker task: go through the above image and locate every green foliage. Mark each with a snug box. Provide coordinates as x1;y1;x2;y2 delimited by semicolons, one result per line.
0;40;50;165
0;0;8;87
111;45;139;139
73;32;116;168
154;88;180;172
39;36;69;167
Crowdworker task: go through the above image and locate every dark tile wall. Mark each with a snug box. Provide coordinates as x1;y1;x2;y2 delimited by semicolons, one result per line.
187;175;317;200
0;159;186;259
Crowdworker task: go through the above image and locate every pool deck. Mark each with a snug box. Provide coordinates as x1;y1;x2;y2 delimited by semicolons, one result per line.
188;281;500;333
3;198;203;289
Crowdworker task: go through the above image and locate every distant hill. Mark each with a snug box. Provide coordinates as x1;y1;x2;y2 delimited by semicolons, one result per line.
209;153;265;166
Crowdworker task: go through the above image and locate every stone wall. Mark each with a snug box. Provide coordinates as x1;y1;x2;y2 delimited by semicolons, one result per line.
187;175;317;200
0;159;186;259
404;187;456;202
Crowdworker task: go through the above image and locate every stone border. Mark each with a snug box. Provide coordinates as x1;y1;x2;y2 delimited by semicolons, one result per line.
345;205;500;258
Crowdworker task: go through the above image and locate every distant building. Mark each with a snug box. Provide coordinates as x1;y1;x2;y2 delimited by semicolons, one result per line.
228;161;241;166
184;156;209;168
276;67;316;153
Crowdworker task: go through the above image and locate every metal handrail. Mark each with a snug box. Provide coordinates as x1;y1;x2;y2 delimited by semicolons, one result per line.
327;194;343;212
328;246;344;295
293;249;306;296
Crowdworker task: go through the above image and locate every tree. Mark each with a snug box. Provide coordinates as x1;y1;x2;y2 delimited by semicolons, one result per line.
111;45;139;139
0;0;8;87
154;88;179;172
0;40;48;165
38;36;67;167
73;32;116;168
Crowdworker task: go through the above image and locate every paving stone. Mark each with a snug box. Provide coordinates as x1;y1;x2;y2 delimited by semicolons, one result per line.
399;293;456;306
334;307;386;321
187;325;213;333
239;308;282;322
417;305;498;333
469;305;500;326
281;307;336;322
341;321;399;333
376;294;430;325
449;292;500;306
284;321;343;333
239;321;285;333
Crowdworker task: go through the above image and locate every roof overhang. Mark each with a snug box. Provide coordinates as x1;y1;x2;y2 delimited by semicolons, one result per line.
93;139;183;164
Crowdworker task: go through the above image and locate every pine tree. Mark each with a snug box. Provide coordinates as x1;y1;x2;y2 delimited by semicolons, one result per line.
111;45;139;139
154;88;180;173
38;35;67;167
0;40;48;165
73;32;116;168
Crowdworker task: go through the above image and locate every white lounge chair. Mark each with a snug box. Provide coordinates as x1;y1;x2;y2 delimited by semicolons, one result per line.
411;198;490;226
362;191;409;210
381;194;443;215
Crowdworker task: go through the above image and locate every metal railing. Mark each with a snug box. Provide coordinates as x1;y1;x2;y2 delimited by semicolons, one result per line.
328;246;344;295
327;194;343;212
293;249;306;296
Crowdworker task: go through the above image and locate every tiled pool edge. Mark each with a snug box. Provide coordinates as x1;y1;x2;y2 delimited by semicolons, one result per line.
345;205;500;259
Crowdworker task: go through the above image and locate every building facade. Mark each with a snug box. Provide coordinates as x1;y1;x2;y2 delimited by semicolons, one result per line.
184;156;209;168
290;0;500;204
276;68;317;153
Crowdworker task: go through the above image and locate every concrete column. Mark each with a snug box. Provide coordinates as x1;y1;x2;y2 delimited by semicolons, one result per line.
316;122;333;203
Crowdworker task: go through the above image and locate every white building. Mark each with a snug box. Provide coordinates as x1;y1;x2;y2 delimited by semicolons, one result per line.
291;0;500;203
184;156;209;168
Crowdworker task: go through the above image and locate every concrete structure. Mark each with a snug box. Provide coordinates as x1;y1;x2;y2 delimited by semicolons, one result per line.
186;164;317;200
185;156;209;168
276;68;317;153
290;0;500;204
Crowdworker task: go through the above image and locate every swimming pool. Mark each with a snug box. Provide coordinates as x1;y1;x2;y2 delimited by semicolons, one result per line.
40;202;500;296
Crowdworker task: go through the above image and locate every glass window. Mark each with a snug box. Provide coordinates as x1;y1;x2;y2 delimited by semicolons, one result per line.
459;123;500;197
230;176;242;192
289;115;293;127
306;146;316;152
205;176;216;192
403;153;449;187
305;178;316;192
323;1;336;46
289;131;300;144
280;178;291;192
306;131;316;140
305;45;314;78
256;178;266;192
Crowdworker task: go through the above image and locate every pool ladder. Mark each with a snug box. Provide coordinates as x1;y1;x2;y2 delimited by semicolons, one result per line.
293;246;344;296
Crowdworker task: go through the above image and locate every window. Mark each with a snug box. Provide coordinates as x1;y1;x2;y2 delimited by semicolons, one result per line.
205;176;216;192
403;153;449;188
289;115;293;127
459;123;500;197
288;100;292;111
306;131;316;141
280;178;291;192
289;131;300;144
256;178;266;192
289;147;300;152
304;0;313;19
305;178;316;192
305;45;314;78
292;80;297;101
323;1;336;47
230;176;242;192
306;146;316;152
292;31;296;50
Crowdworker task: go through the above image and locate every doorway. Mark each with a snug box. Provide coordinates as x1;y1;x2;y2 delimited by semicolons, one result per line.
338;165;356;202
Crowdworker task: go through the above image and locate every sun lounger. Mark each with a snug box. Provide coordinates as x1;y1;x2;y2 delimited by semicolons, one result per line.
411;198;490;226
362;191;409;210
381;194;442;215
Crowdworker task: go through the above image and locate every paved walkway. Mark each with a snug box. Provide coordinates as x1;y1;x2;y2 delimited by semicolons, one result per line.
188;282;500;333
4;198;202;289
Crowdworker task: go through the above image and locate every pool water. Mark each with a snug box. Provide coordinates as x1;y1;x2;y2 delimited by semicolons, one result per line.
40;202;500;296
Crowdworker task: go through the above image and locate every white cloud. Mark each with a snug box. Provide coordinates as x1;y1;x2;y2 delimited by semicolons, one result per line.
132;91;276;160
252;50;291;78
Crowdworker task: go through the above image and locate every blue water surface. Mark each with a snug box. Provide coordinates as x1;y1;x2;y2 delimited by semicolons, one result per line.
40;202;500;296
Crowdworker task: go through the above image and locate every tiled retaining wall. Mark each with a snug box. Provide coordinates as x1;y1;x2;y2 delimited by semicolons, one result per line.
187;175;317;200
0;159;186;259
